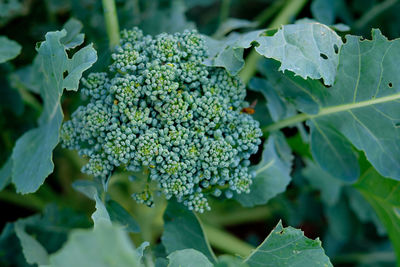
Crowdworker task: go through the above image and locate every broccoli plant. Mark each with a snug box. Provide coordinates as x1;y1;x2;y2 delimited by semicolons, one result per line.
61;28;262;212
1;0;400;267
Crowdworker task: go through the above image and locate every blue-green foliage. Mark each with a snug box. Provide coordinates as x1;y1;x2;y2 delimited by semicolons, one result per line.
61;28;262;212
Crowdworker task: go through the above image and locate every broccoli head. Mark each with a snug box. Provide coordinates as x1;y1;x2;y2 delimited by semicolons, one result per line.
61;28;262;212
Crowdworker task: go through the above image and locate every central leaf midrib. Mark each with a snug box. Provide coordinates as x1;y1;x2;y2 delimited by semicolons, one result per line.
263;92;400;133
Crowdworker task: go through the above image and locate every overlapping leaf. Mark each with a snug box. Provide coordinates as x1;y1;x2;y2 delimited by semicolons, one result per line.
11;25;97;194
45;223;141;267
204;21;342;85
167;249;213;267
265;30;400;182
244;221;332;267
161;202;216;263
0;36;21;63
234;133;292;207
355;166;400;262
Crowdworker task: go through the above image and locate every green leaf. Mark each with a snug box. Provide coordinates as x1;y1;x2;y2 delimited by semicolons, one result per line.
106;200;140;233
11;205;91;266
161;201;216;263
254;21;342;85
215;255;249;267
11;29;97;194
167;249;213;267
60;18;84;49
311;0;336;25
244;221;333;267
72;180;111;227
0;36;21;63
0;223;30;267
92;193;111;227
46;223;142;267
15;217;50;265
205;21;341;85
355;167;400;262
203;30;264;75
235;133;292;207
312;30;400;181
257;59;327;115
249;77;295;122
213;18;257;38
302;158;343;206
355;167;400;206
308;121;360;182
267;29;400;182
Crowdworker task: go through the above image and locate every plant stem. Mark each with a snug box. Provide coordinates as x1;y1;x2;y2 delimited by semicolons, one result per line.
200;206;274;226
239;0;308;84
102;0;120;48
219;0;231;26
0;190;45;211
263;113;308;133
262;92;400;133
255;0;286;26
353;0;399;30
202;223;254;257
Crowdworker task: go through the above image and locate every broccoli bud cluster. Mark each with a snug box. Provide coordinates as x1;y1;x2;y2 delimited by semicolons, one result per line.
61;28;262;212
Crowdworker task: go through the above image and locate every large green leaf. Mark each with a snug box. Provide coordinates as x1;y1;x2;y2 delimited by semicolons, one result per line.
15;217;49;265
11;29;97;194
167;249;213;267
254;21;342;85
4;205;91;266
234;133;292;207
73;180;140;231
45;223;142;267
204;21;341;85
311;30;400;181
244;221;332;267
161;202;216;263
0;36;21;63
267;29;400;182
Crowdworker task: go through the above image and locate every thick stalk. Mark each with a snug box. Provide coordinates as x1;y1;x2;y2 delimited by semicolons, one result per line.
219;0;231;26
262;92;400;134
202;223;254;257
255;0;286;26
353;0;399;30
239;0;308;84
200;206;274;226
102;0;120;48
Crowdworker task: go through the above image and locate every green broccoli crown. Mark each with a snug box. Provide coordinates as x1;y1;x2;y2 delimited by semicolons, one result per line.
61;27;262;212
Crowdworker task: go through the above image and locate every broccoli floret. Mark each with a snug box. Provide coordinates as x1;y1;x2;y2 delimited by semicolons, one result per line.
61;27;262;212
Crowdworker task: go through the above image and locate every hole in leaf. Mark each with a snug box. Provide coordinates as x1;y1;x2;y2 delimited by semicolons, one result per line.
388;82;393;88
320;53;328;60
63;71;69;79
279;230;284;234
393;121;400;128
333;44;339;54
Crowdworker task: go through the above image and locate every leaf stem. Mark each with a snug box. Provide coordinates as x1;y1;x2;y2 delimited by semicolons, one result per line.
353;0;399;30
202;223;254;257
200;206;274;226
239;0;308;84
0;190;46;211
255;0;286;26
262;92;400;134
219;0;231;26
102;0;120;48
